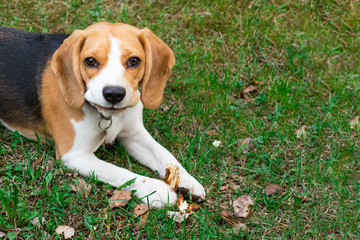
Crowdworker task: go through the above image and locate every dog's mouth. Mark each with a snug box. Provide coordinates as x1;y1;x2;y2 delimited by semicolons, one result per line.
88;102;127;114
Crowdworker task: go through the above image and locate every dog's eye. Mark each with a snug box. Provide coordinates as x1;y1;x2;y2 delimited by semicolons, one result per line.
84;57;98;68
127;57;141;68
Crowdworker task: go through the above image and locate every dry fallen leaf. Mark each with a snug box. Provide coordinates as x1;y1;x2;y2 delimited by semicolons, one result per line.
263;183;281;196
40;230;51;240
134;204;149;216
56;225;75;239
134;204;149;229
70;178;91;197
233;222;247;231
165;164;180;190
242;84;258;93
31;216;45;229
0;232;6;237
221;210;247;232
167;211;190;223
206;129;217;136
220;185;230;191
241;83;258;100
109;190;132;208
178;199;189;213
221;210;236;225
233;195;254;218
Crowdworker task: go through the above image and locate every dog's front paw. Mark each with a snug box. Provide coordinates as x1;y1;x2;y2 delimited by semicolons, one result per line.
178;170;206;202
134;178;177;209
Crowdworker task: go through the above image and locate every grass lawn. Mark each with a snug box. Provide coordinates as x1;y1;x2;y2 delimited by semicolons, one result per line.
0;0;359;239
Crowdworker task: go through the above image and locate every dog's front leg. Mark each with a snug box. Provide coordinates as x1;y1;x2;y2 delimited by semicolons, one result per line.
119;126;206;202
61;153;177;208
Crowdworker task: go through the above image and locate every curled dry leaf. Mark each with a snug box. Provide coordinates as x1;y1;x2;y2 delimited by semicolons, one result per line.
70;178;91;197
242;84;258;94
109;190;132;208
167;211;190;223
0;232;6;237
55;225;75;239
263;183;281;196
241;83;258;100
165;164;179;190
233;195;254;218
178;199;189;213
220;185;230;191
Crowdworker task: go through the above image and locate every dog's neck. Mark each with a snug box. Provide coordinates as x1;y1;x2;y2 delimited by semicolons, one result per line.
85;101;113;130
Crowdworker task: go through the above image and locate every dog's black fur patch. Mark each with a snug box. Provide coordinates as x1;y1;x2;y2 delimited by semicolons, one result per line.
0;27;68;128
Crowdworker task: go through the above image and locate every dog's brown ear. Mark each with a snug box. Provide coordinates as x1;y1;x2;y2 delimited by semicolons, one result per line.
51;30;86;109
138;28;175;109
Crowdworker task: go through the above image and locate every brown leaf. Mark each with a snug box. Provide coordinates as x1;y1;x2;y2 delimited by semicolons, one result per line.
263;183;281;196
165;164;179;190
221;210;235;225
55;225;75;239
0;232;6;237
109;190;132;208
70;178;91;197
240;81;259;100
31;216;45;229
242;84;258;94
134;204;149;216
233;195;254;218
220;210;246;231
233;222;247;231
206;129;217;136
136;211;149;229
167;211;190;223
220;185;230;191
135;206;149;229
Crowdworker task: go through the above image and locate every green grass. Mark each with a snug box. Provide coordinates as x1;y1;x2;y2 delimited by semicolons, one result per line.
1;0;360;239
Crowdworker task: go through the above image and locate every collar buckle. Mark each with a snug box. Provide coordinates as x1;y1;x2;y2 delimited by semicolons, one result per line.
98;113;112;130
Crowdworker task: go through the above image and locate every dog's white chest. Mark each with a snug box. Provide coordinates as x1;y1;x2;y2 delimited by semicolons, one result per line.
69;105;126;154
103;117;123;144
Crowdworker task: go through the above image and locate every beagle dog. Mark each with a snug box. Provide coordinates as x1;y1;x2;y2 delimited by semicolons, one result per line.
0;22;205;208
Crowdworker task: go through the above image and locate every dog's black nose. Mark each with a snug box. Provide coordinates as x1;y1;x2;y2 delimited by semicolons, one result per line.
102;86;126;105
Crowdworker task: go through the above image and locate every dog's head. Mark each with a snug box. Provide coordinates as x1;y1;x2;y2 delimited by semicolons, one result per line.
50;22;175;115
